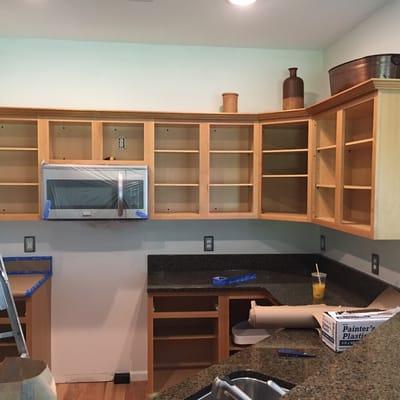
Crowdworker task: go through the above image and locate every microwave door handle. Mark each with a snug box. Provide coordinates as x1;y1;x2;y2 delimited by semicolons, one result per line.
117;172;124;217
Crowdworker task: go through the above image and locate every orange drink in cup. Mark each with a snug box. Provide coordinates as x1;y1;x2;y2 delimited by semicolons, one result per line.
312;272;327;300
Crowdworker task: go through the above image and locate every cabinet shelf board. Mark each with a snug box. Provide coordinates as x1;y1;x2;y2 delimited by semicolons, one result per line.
344;185;372;190
262;148;308;154
154;183;199;187
208;212;256;219
0;147;38;152
0;342;17;348
153;311;218;319
316;184;336;189
154;149;200;153
260;212;309;222
154;334;217;341
210;150;253;154
341;220;372;231
209;183;253;187
262;174;308;178
151;212;201;220
344;138;373;148
0;213;40;221
0;182;39;187
316;145;336;151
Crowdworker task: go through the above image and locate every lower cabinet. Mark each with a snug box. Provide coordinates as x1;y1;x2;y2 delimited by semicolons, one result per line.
147;291;276;393
0;279;51;366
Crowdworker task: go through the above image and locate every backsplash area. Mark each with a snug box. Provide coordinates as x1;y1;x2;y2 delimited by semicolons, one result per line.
321;227;400;288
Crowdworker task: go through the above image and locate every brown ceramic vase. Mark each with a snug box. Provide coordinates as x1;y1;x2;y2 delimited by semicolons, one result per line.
282;67;304;110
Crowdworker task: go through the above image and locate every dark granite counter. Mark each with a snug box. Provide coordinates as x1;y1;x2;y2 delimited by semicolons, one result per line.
156;316;400;400
148;254;386;306
149;254;395;400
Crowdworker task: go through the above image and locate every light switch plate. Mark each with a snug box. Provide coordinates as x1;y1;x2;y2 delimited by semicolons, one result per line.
24;236;36;253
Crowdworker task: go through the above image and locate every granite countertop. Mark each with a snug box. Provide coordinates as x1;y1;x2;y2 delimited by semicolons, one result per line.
156;315;400;400
149;254;396;399
148;268;369;307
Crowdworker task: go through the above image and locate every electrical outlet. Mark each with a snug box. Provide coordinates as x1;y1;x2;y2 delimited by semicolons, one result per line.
204;236;214;252
371;254;379;275
113;372;130;384
320;235;326;252
24;236;36;253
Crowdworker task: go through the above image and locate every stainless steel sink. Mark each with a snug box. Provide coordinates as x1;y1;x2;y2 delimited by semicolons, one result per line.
186;370;294;400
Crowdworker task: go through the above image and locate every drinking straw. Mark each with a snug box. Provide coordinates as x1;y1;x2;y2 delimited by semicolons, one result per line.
315;263;322;284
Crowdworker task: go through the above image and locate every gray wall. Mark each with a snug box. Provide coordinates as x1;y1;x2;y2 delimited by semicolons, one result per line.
0;220;320;381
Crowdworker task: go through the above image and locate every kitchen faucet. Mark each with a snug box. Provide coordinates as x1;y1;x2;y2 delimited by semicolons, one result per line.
211;375;289;399
211;376;252;400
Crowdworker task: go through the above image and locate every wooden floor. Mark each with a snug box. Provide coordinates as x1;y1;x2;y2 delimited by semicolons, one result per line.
56;381;148;400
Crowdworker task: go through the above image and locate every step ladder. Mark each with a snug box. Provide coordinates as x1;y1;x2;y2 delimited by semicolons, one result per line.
0;254;29;358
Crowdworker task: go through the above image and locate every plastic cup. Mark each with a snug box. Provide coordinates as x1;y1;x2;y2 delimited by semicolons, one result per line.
312;272;327;300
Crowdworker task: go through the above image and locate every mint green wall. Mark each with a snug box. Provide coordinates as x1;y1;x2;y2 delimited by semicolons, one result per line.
0;38;325;112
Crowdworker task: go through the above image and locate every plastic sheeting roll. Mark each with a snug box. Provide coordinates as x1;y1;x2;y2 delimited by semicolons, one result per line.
248;302;353;329
248;288;400;329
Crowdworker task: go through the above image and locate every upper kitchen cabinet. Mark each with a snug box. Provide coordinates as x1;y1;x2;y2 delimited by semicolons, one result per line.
0;120;40;220
42;119;148;164
208;124;259;218
312;111;337;226
101;122;146;163
311;79;400;239
260;120;311;222
152;123;202;219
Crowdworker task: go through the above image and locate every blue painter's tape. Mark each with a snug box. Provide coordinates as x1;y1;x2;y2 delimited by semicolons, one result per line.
24;273;51;298
43;200;52;220
3;256;52;262
212;273;257;287
3;256;53;275
135;210;148;219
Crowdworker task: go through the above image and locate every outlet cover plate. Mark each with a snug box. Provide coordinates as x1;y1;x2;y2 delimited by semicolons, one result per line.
24;236;36;253
320;235;326;252
372;254;379;275
204;236;214;252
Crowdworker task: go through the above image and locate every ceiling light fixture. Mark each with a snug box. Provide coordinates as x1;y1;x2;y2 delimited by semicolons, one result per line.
228;0;257;6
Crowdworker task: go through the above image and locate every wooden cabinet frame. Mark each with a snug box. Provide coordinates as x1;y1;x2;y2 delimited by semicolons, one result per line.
147;290;277;394
1;79;400;238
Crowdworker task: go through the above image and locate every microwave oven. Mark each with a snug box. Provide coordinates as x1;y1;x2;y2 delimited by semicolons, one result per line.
42;164;148;220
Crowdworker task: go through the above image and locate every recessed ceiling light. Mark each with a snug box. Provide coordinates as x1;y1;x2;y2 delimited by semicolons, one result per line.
228;0;257;6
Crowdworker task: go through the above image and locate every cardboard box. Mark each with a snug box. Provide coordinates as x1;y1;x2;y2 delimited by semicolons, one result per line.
321;309;397;352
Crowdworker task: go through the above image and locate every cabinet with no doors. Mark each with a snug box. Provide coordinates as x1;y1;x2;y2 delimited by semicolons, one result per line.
0;120;40;220
1;79;399;239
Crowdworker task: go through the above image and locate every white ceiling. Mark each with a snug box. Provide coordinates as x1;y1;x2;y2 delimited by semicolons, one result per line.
0;0;391;49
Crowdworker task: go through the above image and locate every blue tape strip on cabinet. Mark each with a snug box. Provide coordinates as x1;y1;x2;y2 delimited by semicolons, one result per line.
43;200;52;220
135;210;148;219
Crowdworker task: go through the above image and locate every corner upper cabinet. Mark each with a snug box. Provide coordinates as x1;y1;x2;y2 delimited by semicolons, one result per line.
311;80;400;239
260;120;311;222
